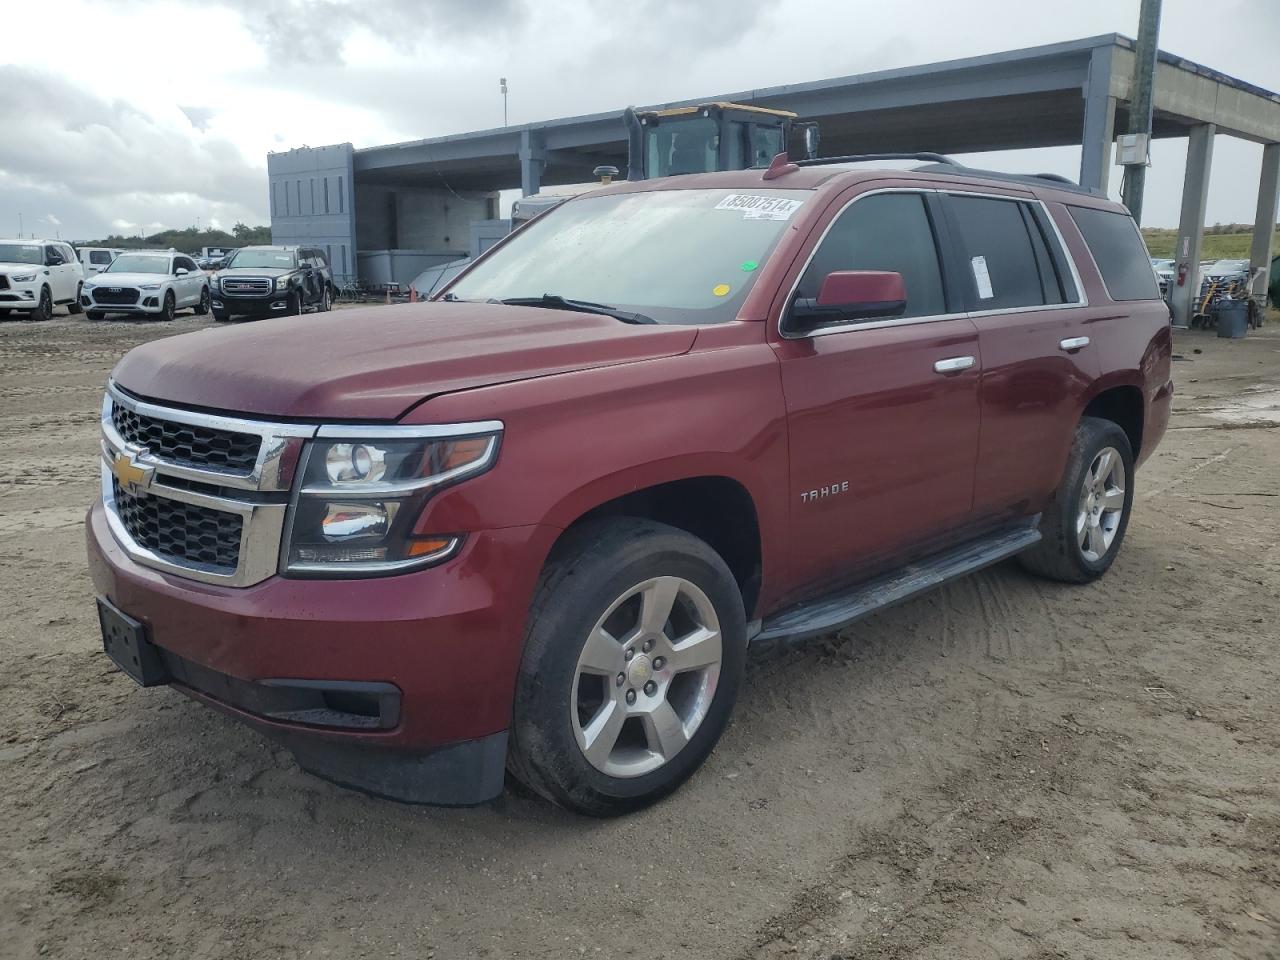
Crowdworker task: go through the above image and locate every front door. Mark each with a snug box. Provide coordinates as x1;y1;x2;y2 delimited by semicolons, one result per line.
771;189;982;600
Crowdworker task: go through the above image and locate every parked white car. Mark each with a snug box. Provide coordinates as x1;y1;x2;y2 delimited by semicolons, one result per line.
78;246;120;277
0;239;85;321
81;250;211;321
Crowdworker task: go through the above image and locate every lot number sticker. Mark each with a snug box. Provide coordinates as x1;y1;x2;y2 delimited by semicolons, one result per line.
970;255;995;300
715;194;804;220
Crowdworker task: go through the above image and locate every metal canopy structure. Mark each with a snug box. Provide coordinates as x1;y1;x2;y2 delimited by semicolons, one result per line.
269;33;1280;321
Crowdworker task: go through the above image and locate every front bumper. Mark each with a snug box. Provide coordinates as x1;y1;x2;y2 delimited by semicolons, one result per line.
0;282;40;309
212;289;291;315
82;289;167;313
87;499;556;804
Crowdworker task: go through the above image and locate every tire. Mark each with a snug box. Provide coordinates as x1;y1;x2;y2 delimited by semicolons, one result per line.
161;291;176;321
212;308;230;322
194;287;210;315
86;310;105;321
1019;417;1135;584
288;289;303;315
68;284;83;314
319;284;332;312
30;286;53;322
509;518;747;817
0;309;10;319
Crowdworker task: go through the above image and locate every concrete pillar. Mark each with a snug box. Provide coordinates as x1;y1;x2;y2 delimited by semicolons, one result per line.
1170;124;1216;328
1080;45;1117;193
520;129;545;197
1248;142;1280;300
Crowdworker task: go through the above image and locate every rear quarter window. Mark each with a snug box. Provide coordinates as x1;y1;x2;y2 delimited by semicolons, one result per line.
1068;206;1160;302
89;251;113;265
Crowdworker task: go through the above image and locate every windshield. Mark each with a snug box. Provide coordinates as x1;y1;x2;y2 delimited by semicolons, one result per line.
445;188;810;324
228;249;296;269
0;243;43;265
106;254;171;275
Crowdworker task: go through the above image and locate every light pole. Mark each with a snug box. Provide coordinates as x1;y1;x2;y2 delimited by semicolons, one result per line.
500;77;508;127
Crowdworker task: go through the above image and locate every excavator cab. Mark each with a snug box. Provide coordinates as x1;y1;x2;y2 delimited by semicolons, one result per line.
624;102;818;181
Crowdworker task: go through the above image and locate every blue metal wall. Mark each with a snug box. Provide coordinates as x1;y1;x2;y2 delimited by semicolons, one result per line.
267;144;358;283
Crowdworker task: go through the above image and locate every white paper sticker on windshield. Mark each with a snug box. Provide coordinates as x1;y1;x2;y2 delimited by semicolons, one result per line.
715;194;804;221
971;255;994;300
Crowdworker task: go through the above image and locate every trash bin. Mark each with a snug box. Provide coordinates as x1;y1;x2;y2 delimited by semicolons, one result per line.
1216;299;1249;338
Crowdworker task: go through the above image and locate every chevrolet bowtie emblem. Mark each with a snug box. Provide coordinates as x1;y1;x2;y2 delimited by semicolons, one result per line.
110;451;155;495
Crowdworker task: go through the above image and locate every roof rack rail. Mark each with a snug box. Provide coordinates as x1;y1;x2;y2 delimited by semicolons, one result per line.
794;152;959;167
791;152;1100;196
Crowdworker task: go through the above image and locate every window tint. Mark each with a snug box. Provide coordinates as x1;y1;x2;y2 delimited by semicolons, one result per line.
947;195;1046;310
44;245;64;265
794;192;946;321
1068;205;1161;301
175;257;197;272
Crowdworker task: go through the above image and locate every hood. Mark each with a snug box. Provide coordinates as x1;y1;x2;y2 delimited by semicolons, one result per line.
111;300;699;421
88;272;169;286
0;260;43;273
217;265;294;278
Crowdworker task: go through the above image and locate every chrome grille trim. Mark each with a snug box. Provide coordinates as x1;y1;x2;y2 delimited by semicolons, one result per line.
219;276;274;296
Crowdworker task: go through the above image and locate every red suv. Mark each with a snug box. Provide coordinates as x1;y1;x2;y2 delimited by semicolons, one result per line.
87;156;1172;816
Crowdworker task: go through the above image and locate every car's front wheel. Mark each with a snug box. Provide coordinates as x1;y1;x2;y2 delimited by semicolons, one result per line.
1020;416;1135;583
160;291;176;321
86;309;104;321
30;286;53;322
68;284;83;314
194;287;210;315
509;518;746;817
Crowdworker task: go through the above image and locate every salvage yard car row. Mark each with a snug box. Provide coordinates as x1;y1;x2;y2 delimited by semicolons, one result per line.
0;241;336;322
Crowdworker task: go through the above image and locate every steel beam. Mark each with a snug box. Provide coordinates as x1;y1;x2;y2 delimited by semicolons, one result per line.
1249;143;1280;301
1080;46;1118;192
1170;124;1216;328
520;129;545;197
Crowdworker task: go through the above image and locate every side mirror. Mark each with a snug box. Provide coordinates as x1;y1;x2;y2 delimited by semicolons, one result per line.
791;270;907;326
175;267;189;276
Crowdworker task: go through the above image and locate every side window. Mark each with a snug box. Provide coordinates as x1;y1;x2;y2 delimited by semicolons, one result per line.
44;245;64;265
176;257;197;272
750;125;784;168
946;195;1047;310
1068;205;1161;301
60;244;76;264
90;250;113;265
793;192;947;322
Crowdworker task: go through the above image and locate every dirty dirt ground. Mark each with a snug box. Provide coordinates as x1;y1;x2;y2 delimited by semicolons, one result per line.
1;309;1277;960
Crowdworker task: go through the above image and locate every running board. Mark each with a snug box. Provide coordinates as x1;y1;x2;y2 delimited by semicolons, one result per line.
755;518;1041;644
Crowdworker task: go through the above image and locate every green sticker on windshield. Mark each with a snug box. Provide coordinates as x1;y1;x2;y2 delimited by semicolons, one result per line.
741;260;758;272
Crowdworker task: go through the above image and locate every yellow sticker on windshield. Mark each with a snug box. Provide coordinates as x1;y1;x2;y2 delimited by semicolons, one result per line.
712;283;731;297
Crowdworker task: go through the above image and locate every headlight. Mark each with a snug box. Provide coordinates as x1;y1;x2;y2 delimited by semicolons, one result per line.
11;272;36;282
276;274;294;291
282;428;501;576
140;282;162;290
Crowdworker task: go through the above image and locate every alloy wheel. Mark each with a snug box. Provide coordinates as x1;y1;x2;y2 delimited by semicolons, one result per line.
572;576;723;778
1077;445;1126;562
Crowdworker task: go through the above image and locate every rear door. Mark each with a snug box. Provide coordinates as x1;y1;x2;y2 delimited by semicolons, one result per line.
770;188;983;599
939;190;1099;520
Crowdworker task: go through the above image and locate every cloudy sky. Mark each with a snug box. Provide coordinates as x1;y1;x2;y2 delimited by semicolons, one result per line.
2;0;1278;241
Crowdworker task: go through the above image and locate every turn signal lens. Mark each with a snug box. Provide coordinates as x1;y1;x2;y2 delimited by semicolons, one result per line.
407;537;455;557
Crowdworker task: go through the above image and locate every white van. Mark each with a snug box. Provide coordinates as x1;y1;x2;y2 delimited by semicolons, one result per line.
78;247;119;277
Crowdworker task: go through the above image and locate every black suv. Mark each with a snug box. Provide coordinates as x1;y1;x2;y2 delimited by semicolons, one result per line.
211;245;334;322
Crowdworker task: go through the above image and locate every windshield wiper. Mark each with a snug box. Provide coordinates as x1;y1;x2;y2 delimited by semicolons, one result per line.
498;294;656;325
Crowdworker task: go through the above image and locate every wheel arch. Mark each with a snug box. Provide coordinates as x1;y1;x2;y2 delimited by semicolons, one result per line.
546;472;765;621
1080;379;1145;460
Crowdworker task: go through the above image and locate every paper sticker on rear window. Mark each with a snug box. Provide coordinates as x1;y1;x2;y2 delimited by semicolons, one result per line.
971;255;994;300
715;194;804;221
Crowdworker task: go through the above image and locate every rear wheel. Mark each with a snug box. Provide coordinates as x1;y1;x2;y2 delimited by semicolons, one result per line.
68;284;83;314
509;518;747;816
319;284;332;312
194;287;210;315
1019;417;1134;584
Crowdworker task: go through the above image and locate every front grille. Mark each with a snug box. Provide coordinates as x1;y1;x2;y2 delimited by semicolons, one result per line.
220;277;273;296
112;479;243;571
112;402;261;474
94;287;139;305
0;275;9;290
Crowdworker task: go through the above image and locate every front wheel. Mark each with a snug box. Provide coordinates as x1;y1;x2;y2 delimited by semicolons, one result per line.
86;309;105;321
319;284;332;312
68;284;83;314
161;291;176;321
30;286;53;322
509;518;747;817
1019;417;1135;584
194;287;210;315
288;289;303;315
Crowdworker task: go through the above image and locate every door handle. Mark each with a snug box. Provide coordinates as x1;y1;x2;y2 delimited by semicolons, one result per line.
1059;336;1090;352
933;355;976;374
